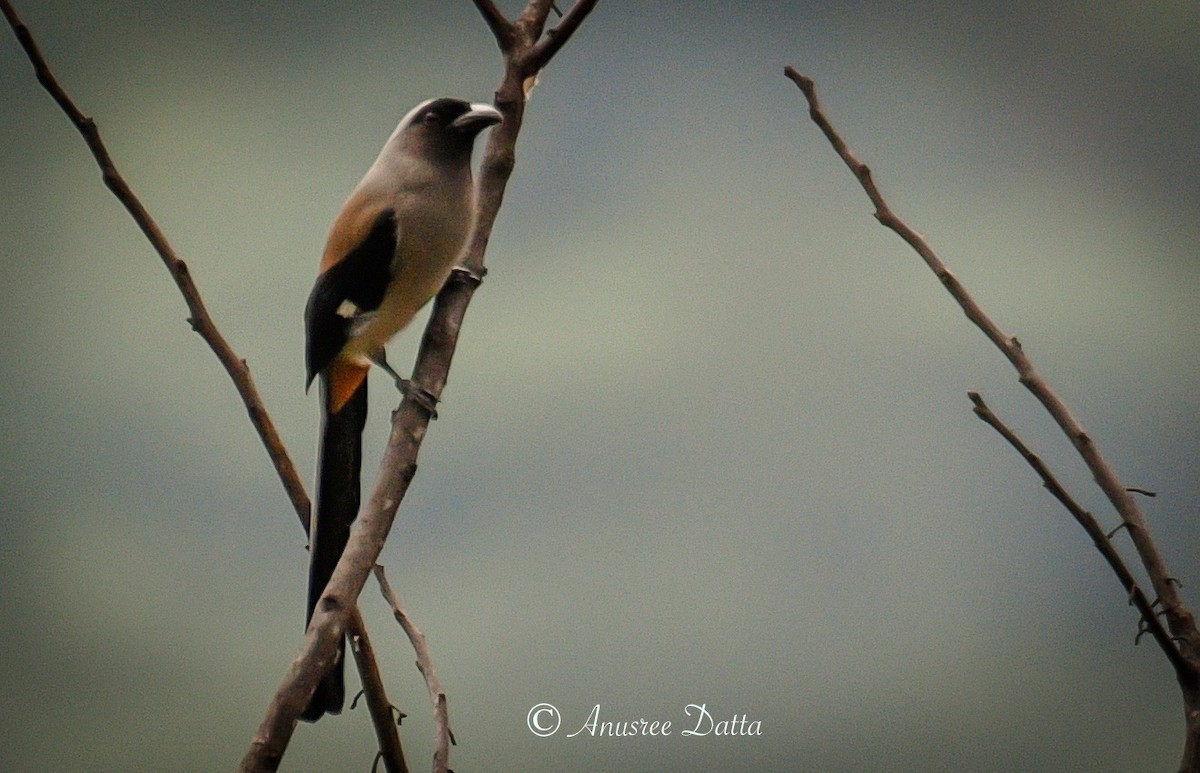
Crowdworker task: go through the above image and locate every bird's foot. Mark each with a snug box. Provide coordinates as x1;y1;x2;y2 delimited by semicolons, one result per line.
394;376;440;419
370;349;439;418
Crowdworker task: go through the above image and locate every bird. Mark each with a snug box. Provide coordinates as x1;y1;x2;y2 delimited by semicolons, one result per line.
301;98;501;722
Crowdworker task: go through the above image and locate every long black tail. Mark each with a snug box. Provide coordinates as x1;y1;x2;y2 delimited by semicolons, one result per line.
301;372;368;722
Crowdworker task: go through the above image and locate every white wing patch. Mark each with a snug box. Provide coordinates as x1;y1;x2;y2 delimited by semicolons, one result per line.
336;299;359;318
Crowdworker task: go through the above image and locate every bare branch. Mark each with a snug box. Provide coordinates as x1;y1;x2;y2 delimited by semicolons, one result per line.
240;422;421;771
513;0;555;36
469;0;513;49
785;65;1200;673
476;0;598;74
241;4;599;767
375;566;453;773
1;3;416;765
789;65;1200;770
968;392;1186;674
349;610;410;773
1;0;310;530
526;0;599;72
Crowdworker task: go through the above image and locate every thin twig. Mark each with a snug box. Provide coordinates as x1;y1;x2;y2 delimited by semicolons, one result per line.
241;419;421;772
239;2;599;769
349;609;410;773
527;0;599;72
788;66;1200;770
784;65;1199;676
2;0;310;530
968;392;1185;672
1;2;411;765
375;566;453;773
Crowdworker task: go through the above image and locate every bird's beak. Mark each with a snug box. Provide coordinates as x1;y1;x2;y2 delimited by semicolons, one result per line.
451;103;503;133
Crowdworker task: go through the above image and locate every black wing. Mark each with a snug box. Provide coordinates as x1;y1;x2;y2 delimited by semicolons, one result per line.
304;210;398;387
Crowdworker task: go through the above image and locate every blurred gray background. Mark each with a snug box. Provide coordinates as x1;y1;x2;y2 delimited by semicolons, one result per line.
1;1;1197;770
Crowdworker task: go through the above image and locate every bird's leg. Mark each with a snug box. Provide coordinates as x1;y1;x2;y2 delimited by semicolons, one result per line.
369;347;407;390
369;348;440;418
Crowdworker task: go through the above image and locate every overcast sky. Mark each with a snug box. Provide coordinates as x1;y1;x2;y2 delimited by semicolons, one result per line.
1;2;1198;771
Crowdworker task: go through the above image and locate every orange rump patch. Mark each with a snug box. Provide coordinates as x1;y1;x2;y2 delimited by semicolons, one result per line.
327;360;369;413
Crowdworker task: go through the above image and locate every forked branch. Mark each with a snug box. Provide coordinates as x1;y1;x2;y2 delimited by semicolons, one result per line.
786;65;1200;770
968;392;1183;672
784;64;1198;665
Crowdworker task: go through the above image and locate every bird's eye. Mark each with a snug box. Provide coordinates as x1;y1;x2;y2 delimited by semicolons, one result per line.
422;111;440;125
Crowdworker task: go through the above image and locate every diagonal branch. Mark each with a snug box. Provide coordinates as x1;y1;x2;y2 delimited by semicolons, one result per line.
526;0;599;72
477;0;598;75
348;609;410;773
470;0;512;48
239;2;599;770
968;392;1185;675
2;0;310;530
2;3;409;768
241;416;422;772
375;566;452;773
784;66;1200;675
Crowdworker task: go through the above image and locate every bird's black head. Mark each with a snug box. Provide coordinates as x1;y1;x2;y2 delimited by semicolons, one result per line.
395;98;502;159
